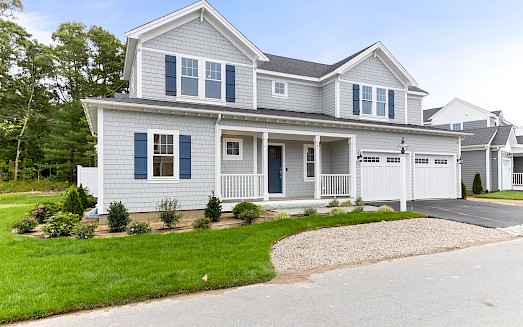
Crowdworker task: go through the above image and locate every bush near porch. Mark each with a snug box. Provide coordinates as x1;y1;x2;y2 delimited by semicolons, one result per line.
0;192;424;323
473;191;523;200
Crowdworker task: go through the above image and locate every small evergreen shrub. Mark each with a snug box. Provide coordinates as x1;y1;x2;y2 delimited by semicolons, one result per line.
204;191;222;222
73;223;96;240
462;180;467;198
42;213;79;237
340;200;353;207
77;184;89;209
377;205;395;213
31;202;60;223
62;187;84;216
473;173;483;194
127;221;151;235
355;196;364;206
232;202;259;219
12;216;38;234
239;209;259;225
329;208;345;216
327;199;340;207
193;217;212;230
352;206;364;213
156;198;182;229
107;201;130;232
303;206;317;216
273;212;291;220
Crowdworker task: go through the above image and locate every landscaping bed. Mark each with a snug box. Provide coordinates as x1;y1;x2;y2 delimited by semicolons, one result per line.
471;191;523;201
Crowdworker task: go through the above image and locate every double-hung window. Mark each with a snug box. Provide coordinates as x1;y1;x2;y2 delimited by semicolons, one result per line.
451;122;462;131
153;133;175;177
205;61;222;99
304;145;315;180
272;81;287;97
361;86;373;114
181;58;199;96
361;85;388;118
376;88;387;117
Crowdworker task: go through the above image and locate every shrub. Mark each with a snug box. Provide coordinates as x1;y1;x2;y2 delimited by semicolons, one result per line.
77;184;89;209
351;206;364;213
73;223;97;240
340;200;353;207
127;221;151;235
377;205;395;213
85;194;97;208
42;213;79;237
473;173;483;194
303;206;317;216
273;212;291;220
12;216;38;234
0;179;68;193
232;202;259;219
193;217;212;230
31;202;60;223
107;201;130;232
355;196;364;206
204;191;222;222
327;199;340;207
156;198;182;229
329;208;345;216
462;180;467;198
239;209;258;225
62;187;84;216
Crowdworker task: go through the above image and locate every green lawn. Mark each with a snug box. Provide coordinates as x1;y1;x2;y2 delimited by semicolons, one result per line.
473;191;523;200
0;193;424;323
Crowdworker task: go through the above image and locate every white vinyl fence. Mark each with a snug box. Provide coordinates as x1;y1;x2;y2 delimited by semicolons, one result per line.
77;165;98;197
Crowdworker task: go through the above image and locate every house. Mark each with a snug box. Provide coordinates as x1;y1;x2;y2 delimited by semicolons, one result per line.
81;0;464;216
424;98;523;191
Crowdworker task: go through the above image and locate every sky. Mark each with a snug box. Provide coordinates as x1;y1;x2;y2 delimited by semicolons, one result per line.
15;0;523;125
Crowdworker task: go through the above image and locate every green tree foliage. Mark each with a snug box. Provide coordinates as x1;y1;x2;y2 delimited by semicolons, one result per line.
204;191;222;222
0;0;22;18
473;173;483;194
62;186;84;216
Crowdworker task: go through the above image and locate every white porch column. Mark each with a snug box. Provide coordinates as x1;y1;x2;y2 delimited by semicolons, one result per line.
314;135;321;199
215;126;222;198
486;147;491;192
349;137;357;198
253;136;258;197
262;132;269;201
400;153;408;211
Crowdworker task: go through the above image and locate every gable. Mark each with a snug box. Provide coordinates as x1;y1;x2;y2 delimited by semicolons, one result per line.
430;99;494;126
143;18;251;65
341;56;404;89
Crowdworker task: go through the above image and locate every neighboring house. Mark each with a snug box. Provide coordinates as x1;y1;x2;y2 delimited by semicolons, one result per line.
424;98;523;192
81;0;464;216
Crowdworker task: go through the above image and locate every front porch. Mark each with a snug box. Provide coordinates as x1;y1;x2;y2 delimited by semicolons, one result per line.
215;126;356;202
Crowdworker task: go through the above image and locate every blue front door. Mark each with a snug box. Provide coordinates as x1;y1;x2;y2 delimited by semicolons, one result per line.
268;145;283;193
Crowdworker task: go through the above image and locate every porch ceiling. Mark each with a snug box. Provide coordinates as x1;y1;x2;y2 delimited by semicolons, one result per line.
220;129;346;142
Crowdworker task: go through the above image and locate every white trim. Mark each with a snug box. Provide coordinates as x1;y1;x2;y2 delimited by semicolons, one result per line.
498;150;502;191
404;85;408;124
338;78;405;92
271;80;288;98
222;137;243;160
349;137;357;200
313;136;321;199
303;144;315;182
450;122;463;131
219;125;356;139
334;78;340;118
136;41;142;98
486;148;491;191
141;47;253;68
253;136;258;175
256;69;320;83
147;128;180;181
215;117;222;198
360;84;389;119
253;61;257;109
458;137;462;197
262;132;269;200
97;108;104;215
268;142;286;197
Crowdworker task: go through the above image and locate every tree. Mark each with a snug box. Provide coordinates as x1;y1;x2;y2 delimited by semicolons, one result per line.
0;0;22;18
473;173;483;194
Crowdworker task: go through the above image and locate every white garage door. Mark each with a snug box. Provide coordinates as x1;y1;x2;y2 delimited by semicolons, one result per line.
361;153;402;201
414;155;454;199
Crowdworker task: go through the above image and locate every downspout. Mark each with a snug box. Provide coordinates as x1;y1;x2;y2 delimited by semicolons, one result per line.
485;128;498;192
215;114;222;198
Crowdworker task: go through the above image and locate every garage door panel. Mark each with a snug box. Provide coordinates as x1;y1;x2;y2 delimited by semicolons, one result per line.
414;155;453;200
362;153;402;201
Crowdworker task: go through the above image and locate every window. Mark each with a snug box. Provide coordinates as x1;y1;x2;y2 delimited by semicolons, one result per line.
304;145;315;180
451;122;462;131
272;81;288;97
362;85;373;115
435;159;448;165
376;88;386;117
387;157;400;163
415;158;429;164
148;129;179;180
205;61;221;99
181;58;198;96
363;156;380;163
223;138;243;160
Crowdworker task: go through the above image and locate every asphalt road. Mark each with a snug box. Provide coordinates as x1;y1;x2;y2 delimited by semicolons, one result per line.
370;199;523;228
14;239;523;327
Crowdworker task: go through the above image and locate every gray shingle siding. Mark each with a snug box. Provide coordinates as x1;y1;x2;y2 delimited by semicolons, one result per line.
431;124;451;130
463;120;488;130
407;97;422;125
221;135;254;174
341;56;404;89
462;150;486;191
491;150;498;191
143;18;251;65
321;82;335;116
141;49;253;109
329;140;350;174
256;78;321;113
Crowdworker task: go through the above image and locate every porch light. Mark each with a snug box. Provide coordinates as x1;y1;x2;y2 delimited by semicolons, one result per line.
397;137;409;154
357;150;363;162
457;156;463;164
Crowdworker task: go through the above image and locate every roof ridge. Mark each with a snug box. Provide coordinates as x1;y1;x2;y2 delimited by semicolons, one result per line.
263;53;331;66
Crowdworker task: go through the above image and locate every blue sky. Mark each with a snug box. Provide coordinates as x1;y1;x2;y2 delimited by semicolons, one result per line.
16;0;523;125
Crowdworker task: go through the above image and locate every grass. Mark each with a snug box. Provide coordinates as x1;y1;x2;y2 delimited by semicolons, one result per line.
472;191;523;200
0;193;424;323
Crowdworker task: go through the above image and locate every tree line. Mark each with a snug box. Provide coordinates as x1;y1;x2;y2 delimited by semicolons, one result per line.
0;0;127;183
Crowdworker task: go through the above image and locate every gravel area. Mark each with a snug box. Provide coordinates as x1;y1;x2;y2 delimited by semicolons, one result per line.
271;218;516;273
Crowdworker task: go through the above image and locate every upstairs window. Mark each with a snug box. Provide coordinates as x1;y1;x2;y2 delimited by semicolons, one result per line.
451;122;462;131
205;61;222;99
362;85;373;114
360;85;389;118
272;81;288;98
181;58;198;96
376;88;386;117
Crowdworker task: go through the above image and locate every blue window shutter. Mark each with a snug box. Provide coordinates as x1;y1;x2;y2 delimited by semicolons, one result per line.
388;90;395;119
353;84;360;115
226;64;236;102
179;135;191;179
165;55;177;96
134;133;147;179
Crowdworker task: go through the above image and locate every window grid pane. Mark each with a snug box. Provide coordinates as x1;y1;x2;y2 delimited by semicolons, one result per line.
205;62;221;81
274;82;285;94
306;147;314;178
362;86;372;100
153;133;175;177
377;88;386;102
182;58;198;77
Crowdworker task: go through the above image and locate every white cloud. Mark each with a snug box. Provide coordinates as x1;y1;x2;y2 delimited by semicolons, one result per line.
14;11;55;45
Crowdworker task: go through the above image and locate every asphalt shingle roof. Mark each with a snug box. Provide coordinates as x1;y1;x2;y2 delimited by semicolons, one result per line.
491;125;513;146
491;110;502;117
423;107;443;123
461;126;513;147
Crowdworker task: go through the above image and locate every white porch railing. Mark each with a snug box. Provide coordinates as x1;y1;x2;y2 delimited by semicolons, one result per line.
221;174;264;200
321;174;351;197
514;173;523;186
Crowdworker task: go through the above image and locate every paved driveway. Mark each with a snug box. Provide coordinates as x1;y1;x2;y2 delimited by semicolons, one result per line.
370;199;523;228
